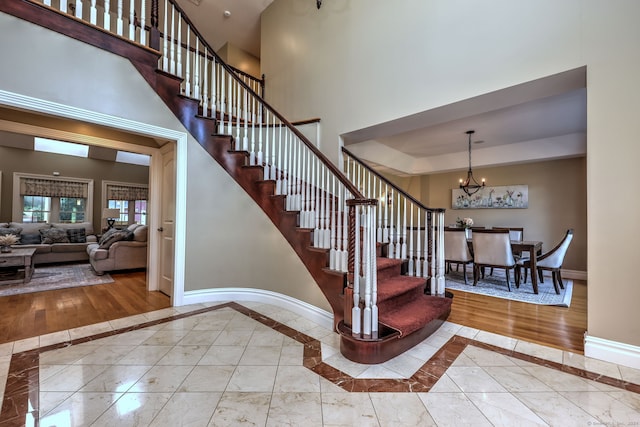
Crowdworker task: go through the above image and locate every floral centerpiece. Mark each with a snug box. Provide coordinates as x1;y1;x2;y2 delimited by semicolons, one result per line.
0;234;19;253
456;217;474;229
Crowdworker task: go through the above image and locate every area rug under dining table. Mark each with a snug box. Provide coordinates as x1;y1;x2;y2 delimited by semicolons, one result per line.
445;269;573;307
0;263;114;297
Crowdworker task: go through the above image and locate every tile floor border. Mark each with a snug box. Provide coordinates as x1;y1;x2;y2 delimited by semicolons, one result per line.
1;301;639;426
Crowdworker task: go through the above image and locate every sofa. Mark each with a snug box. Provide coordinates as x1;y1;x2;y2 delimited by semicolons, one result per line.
0;221;97;265
86;223;148;275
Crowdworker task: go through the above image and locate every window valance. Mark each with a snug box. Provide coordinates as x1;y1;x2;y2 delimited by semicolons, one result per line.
106;184;148;201
20;177;88;198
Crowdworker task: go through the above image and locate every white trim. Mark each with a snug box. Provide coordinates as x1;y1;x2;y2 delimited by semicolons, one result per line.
561;269;587;281
0;89;187;307
183;287;334;331
584;334;640;370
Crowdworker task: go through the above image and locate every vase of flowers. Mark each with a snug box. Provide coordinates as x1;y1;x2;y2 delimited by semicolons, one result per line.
0;234;19;253
456;217;474;238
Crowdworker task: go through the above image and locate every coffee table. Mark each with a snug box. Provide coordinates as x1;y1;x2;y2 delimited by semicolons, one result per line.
0;247;37;285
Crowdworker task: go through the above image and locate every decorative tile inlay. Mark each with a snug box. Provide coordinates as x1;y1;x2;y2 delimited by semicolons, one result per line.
1;301;639;425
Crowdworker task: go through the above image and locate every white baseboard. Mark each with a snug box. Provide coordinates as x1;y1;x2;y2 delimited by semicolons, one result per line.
181;287;334;331
561;269;587;281
584;334;640;370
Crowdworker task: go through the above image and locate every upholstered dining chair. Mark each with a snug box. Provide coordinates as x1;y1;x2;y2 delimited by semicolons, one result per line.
517;229;573;294
444;227;474;285
492;226;524;241
472;229;517;291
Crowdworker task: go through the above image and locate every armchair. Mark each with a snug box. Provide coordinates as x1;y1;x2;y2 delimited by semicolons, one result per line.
517;229;573;294
472;229;517;291
87;224;148;275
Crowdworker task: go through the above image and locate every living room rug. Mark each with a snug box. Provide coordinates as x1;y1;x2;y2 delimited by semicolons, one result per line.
0;263;113;297
445;269;573;307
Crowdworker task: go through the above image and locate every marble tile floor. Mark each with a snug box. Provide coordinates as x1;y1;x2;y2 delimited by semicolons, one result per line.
1;301;639;426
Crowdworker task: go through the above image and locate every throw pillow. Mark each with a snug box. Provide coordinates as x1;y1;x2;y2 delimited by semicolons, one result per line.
40;227;70;244
0;227;22;237
20;233;41;244
98;229;133;250
66;228;87;243
98;228;119;245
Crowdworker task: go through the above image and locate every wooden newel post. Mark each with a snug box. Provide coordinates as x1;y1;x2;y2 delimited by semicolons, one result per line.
149;0;160;51
343;204;357;328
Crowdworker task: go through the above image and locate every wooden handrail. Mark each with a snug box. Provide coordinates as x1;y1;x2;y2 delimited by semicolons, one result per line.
342;147;445;213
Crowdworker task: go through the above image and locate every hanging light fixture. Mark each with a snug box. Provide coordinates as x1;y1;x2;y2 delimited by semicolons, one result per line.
317;0;322;9
459;130;485;196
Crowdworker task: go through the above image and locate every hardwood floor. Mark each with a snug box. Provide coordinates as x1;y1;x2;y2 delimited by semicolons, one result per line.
447;279;588;354
0;270;587;354
0;270;170;345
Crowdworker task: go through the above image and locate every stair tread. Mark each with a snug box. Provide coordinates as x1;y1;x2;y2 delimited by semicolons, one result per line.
379;295;452;337
377;257;403;269
376;275;426;302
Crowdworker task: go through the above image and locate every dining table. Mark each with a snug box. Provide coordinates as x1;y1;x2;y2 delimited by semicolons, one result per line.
466;239;543;293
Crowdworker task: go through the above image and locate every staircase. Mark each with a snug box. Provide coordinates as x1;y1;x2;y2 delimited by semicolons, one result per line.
2;0;451;364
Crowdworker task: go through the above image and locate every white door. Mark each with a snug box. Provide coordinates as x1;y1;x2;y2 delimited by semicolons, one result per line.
158;146;176;296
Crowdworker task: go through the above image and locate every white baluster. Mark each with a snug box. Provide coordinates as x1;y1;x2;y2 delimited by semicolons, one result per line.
323;167;331;248
161;0;167;70
235;80;241;145
243;88;249;151
210;59;216;116
219;71;226;134
262;110;270;178
128;0;135;41
329;175;337;269
270;114;277;181
388;189;395;258
193;37;200;99
60;0;67;13
362;205;372;337
44;0;51;6
395;194;401;258
176;16;182;77
184;27;191;97
416;209;422;277
103;0;111;31
227;73;233;135
275;125;283;194
90;0;97;25
424;212;430;280
75;0;83;19
383;183;389;243
341;191;349;273
436;212;446;295
169;5;176;75
408;204;414;275
140;0;147;45
401;197;407;259
202;49;209;115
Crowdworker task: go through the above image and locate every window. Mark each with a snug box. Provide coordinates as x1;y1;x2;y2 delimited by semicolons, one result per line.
103;181;148;228
13;173;93;224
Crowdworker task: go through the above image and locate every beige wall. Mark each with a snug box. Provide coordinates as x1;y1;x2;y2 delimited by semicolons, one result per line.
0;138;149;228
0;12;330;312
217;43;261;79
262;0;640;347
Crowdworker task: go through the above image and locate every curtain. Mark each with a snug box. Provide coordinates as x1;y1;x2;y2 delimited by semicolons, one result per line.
20;177;88;198
106;184;148;200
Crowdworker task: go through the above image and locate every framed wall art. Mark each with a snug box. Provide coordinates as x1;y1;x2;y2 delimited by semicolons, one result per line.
452;185;528;209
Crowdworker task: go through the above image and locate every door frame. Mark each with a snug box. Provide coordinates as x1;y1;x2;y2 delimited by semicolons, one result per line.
0;89;187;305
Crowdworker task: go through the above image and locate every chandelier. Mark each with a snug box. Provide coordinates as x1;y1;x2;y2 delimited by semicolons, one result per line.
459;130;485;196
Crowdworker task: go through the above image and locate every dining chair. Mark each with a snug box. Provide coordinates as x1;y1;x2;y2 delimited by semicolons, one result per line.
492;227;524;241
517;229;573;294
472;229;517;291
444;227;474;285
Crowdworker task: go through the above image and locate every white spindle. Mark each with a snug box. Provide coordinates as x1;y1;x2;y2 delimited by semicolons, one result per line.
44;0;51;6
416;209;422;277
383;183;389;243
395;194;401;258
60;0;67;13
169;5;176;75
401;197;407;259
194;37;200;99
423;212;429;279
90;0;97;25
210;59;216;116
352;203;361;336
235;80;241;145
276;125;283;194
202;49;209;115
408;204;414;275
103;0;110;30
128;0;135;41
219;71;226;134
161;0;167;70
140;0;146;45
341;190;349;272
388;189;395;258
370;207;378;337
262;110;270;179
329;175;337;269
270;114;277;181
75;0;83;19
227;73;233;134
362;206;371;337
323;166;331;248
184;27;191;97
243;88;249;151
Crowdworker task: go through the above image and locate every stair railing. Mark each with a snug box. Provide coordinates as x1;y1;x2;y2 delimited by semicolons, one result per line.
29;0;384;339
342;148;447;296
